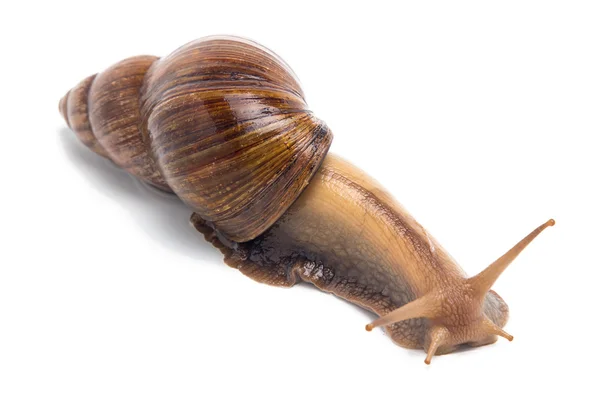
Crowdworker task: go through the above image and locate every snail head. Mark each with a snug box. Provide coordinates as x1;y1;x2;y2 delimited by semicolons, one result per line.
366;219;555;364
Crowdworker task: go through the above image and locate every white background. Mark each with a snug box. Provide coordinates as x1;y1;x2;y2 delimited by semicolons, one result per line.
1;1;598;399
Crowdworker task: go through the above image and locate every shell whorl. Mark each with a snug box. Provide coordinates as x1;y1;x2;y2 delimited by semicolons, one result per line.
60;36;333;242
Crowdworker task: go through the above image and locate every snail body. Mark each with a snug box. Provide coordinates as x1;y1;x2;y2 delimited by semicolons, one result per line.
191;154;513;353
60;36;553;364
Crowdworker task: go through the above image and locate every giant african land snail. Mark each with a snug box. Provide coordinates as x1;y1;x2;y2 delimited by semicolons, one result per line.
59;35;553;364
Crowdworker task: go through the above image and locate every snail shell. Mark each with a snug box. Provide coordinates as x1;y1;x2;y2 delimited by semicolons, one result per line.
59;36;333;242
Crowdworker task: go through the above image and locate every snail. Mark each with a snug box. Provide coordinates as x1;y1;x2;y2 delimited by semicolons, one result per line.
59;35;553;364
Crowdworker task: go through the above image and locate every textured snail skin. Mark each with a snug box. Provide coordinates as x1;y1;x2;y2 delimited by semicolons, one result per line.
191;155;511;353
60;36;553;364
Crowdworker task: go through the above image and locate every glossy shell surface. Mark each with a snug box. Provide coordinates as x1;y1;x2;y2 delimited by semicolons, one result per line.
60;36;333;242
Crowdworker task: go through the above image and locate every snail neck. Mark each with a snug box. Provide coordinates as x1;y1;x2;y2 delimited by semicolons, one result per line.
272;153;466;297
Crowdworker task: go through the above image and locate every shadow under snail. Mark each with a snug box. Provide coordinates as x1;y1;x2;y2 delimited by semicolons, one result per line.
59;35;554;364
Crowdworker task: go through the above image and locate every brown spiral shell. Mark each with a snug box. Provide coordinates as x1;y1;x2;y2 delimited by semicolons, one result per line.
59;36;333;242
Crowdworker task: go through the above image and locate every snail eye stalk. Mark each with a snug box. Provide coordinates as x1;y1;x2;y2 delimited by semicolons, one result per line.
468;219;555;296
